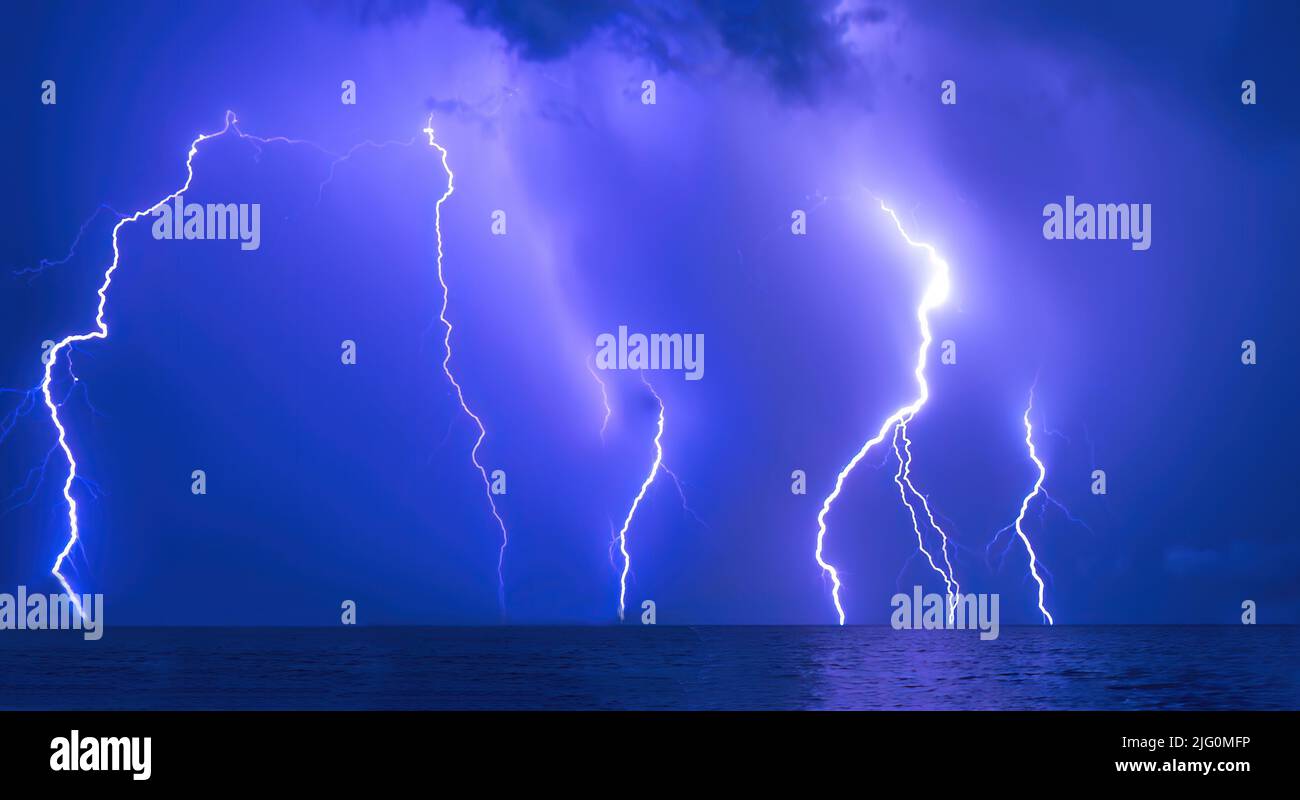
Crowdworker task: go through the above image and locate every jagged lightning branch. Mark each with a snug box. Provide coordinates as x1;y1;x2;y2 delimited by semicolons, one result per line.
1004;386;1054;623
10;204;126;282
657;462;709;532
988;493;1092;575
11;134;412;283
587;355;612;442
889;424;959;615
2;356;103;515
895;425;959;607
316;137;418;203
1;386;40;447
589;362;706;531
813;200;952;625
1033;419;1099;537
1041;488;1095;536
423;116;510;613
590;360;708;615
615;373;665;621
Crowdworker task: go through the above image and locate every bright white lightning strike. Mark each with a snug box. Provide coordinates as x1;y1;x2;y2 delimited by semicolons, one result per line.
424;116;511;614
615;373;666;621
814;199;952;625
590;363;707;612
40;112;244;617
1008;387;1055;624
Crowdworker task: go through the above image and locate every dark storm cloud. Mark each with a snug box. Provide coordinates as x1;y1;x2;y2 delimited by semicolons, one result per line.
694;0;855;99
452;0;655;61
324;0;873;101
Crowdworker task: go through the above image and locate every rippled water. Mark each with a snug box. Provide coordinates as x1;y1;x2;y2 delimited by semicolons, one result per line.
1;626;1296;710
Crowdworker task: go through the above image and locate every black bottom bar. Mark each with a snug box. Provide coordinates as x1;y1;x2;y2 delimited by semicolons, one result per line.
3;710;1284;785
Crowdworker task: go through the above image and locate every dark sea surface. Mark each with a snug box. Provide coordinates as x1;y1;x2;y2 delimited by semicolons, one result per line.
1;626;1296;710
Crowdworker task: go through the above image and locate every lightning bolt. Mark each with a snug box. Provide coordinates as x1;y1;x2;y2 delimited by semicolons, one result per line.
988;485;1091;572
813;199;952;625
423;116;510;614
2;354;104;515
615;372;665;621
589;359;705;530
1002;386;1054;624
890;422;960;617
32;111;453;618
38;112;248;617
590;359;708;618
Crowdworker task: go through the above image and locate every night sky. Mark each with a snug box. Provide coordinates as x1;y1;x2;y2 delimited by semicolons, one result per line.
1;1;1296;625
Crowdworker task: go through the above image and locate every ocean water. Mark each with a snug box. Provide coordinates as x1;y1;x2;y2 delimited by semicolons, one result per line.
1;626;1296;710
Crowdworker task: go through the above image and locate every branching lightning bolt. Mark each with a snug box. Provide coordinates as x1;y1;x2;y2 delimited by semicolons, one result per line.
2;354;103;515
30;111;464;619
813;199;952;625
589;360;705;528
590;361;707;618
39;112;246;618
1003;386;1054;624
423;116;510;614
615;373;665;621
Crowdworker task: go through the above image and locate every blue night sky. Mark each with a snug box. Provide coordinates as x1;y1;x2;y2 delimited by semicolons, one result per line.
1;1;1296;625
